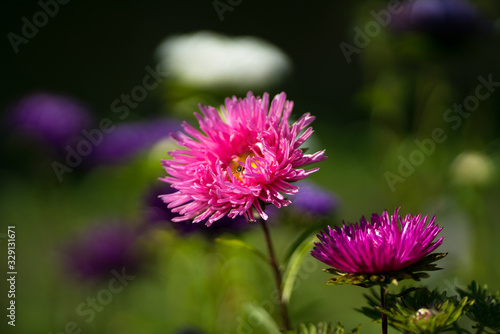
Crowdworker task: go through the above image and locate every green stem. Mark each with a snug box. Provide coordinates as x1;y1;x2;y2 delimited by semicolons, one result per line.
259;218;292;331
475;324;485;334
381;285;388;334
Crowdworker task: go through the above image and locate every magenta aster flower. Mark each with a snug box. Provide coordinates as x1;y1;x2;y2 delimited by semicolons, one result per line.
160;91;326;225
312;208;444;275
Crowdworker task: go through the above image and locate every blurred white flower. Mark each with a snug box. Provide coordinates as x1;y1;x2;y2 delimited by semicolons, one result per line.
450;151;496;187
155;31;292;91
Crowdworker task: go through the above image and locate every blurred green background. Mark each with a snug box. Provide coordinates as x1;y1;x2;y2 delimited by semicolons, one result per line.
1;1;500;333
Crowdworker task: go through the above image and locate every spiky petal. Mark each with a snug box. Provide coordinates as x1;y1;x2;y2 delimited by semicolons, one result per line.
311;208;443;274
160;92;326;226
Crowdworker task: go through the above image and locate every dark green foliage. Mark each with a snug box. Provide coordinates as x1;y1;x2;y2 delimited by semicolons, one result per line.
456;281;500;332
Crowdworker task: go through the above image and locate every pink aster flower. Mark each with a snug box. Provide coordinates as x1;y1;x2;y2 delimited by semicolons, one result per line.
160;91;326;226
311;208;444;274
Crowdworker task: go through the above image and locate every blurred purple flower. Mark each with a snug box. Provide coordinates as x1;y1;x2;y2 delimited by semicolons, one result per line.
9;92;92;152
144;183;251;237
391;0;490;43
87;118;180;165
312;208;443;274
145;184;183;225
288;181;339;217
263;181;339;223
62;222;143;281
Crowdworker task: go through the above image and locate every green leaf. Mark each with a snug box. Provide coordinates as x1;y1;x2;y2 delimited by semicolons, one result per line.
282;218;327;267
216;238;267;262
242;303;282;334
282;235;317;305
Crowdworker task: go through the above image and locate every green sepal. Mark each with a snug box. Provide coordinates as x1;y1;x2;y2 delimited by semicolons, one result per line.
358;286;474;333
376;296;473;334
323;252;447;288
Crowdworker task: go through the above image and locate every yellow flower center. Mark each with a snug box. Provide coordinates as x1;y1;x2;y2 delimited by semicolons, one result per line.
230;152;257;180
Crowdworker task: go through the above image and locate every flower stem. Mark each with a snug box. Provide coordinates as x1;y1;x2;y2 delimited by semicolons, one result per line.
259;218;291;331
381;285;388;334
